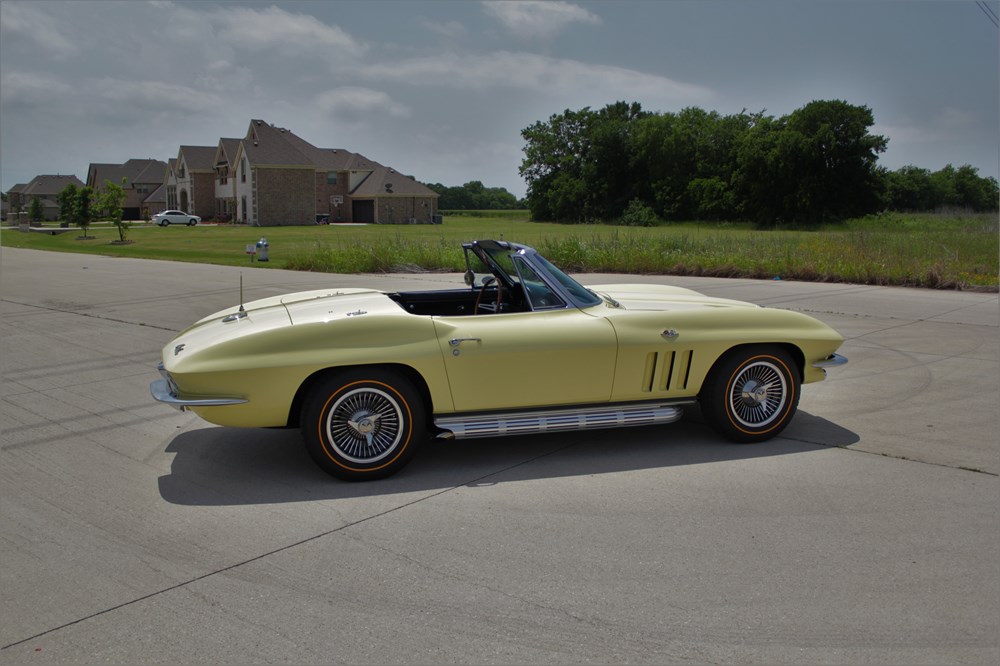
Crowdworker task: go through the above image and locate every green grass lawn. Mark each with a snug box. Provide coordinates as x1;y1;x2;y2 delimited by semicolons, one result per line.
2;212;997;290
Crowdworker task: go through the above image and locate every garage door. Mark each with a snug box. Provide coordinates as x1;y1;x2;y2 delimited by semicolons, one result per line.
352;200;375;223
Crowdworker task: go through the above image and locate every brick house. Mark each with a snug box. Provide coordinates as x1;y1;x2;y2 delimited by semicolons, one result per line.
6;174;86;221
86;158;167;220
223;120;438;226
175;146;217;219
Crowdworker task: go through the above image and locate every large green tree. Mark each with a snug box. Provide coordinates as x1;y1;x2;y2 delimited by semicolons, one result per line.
520;106;594;222
632;107;751;220
733;101;888;226
520;102;647;222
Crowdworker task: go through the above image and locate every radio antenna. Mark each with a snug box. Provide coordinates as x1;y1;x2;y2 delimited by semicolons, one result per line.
239;273;245;312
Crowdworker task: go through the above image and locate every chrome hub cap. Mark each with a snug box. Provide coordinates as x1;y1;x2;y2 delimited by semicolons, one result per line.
326;388;403;463
729;360;787;428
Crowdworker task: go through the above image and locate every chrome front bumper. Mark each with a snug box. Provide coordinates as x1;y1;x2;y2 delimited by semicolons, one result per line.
151;364;248;411
811;353;849;369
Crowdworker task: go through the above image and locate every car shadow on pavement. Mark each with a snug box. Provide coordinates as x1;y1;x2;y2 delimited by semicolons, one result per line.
157;410;859;506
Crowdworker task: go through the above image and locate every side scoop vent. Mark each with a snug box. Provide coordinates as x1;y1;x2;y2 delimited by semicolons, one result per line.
642;350;694;393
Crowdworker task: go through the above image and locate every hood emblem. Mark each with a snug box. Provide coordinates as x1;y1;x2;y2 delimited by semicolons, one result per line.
173;343;186;356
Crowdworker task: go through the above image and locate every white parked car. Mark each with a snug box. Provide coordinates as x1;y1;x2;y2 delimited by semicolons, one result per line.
152;210;200;226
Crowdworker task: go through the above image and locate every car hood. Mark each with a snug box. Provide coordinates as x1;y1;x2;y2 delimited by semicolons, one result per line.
589;283;759;311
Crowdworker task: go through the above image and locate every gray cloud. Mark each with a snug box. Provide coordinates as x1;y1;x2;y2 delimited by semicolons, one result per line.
481;1;601;38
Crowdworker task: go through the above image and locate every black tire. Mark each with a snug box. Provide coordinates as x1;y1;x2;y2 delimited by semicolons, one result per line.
301;369;425;480
700;346;800;443
188;219;197;226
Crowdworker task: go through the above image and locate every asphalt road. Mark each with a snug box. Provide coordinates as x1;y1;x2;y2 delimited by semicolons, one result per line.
1;247;997;664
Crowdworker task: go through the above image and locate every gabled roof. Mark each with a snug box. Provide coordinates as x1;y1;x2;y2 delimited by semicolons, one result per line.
351;165;438;197
232;119;434;198
215;138;242;168
88;158;166;189
17;174;85;197
146;183;166;203
178;146;217;171
242;120;314;167
131;159;166;184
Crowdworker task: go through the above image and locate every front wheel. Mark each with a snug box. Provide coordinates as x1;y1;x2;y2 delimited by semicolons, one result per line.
301;369;425;480
699;346;800;443
188;219;197;226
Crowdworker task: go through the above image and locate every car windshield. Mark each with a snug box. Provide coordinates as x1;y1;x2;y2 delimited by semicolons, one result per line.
469;241;602;309
533;253;602;307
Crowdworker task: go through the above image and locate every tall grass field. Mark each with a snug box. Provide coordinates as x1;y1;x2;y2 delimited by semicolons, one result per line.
3;212;996;290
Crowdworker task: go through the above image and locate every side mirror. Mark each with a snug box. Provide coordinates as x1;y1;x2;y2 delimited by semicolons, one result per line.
464;270;475;286
481;276;496;288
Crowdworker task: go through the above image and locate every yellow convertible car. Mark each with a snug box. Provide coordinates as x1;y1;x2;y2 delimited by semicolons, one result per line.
152;239;847;480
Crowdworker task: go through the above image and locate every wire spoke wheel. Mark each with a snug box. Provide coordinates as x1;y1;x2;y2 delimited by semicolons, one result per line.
701;346;800;443
728;360;788;428
302;370;425;481
326;387;403;464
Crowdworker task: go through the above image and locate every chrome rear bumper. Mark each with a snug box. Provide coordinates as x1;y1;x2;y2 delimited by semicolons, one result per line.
151;363;247;411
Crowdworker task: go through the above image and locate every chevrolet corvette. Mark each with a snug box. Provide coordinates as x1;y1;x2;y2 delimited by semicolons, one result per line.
152;239;847;480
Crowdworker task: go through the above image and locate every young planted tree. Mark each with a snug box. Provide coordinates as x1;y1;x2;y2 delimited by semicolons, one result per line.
57;183;79;227
98;178;129;241
75;186;95;238
28;196;44;223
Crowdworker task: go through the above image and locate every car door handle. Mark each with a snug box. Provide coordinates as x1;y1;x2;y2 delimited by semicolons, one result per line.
449;338;482;346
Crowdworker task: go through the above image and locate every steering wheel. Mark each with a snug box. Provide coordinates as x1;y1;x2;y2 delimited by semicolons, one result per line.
474;277;503;314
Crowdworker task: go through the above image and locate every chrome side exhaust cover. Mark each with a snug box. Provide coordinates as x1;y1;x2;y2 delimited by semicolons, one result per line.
434;401;693;440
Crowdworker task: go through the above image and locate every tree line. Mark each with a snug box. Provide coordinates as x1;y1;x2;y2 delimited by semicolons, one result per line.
518;100;998;226
422;180;522;210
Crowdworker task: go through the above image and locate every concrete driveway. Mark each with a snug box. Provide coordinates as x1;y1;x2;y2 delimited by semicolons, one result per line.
1;247;997;664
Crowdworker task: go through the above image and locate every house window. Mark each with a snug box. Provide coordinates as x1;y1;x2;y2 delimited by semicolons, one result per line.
326;171;337;185
241;160;247;183
179;165;185;178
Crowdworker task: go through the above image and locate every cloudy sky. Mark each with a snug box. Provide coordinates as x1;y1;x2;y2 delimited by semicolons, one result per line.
1;0;997;198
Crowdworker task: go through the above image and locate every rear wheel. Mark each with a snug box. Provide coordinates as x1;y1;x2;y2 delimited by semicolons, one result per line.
700;346;800;443
301;369;425;480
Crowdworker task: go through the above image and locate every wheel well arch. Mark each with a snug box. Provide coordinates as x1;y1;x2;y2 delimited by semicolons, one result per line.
701;342;805;391
286;363;434;429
